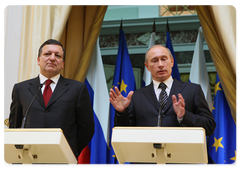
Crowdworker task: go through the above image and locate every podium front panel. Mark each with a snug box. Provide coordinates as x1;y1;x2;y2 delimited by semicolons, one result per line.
4;128;77;164
111;127;208;164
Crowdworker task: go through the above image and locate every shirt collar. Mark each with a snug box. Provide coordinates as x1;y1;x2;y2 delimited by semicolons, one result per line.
39;73;60;85
153;76;173;92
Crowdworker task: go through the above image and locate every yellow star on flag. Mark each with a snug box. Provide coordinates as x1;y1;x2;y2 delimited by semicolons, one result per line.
120;79;127;93
214;81;222;95
212;137;224;152
230;150;236;161
212;101;215;111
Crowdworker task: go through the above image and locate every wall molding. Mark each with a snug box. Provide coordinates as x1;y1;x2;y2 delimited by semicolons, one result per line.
100;15;200;35
100;42;209;55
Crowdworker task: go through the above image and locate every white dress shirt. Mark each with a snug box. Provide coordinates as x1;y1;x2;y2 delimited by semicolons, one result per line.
152;76;183;123
152;76;173;101
39;73;60;94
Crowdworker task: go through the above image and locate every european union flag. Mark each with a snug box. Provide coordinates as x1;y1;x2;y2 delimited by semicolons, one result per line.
166;21;181;81
208;74;236;164
107;28;136;164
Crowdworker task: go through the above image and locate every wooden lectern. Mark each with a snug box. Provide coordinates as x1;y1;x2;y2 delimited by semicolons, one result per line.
4;128;77;164
111;127;208;164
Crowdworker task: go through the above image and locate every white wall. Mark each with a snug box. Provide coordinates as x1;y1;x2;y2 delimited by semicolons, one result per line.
4;6;23;128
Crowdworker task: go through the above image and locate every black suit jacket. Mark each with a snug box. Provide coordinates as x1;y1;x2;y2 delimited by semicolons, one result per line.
115;79;216;136
9;75;94;159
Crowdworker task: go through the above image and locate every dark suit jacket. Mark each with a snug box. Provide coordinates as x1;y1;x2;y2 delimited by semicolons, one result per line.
115;79;216;136
9;75;94;159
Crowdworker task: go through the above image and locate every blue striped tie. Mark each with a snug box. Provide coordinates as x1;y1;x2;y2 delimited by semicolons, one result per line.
159;83;168;110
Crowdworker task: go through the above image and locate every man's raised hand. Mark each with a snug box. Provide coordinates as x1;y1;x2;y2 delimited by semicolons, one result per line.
109;86;134;113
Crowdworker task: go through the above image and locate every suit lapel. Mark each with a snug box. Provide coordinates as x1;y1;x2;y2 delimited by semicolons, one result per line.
164;79;186;111
28;76;46;108
142;82;159;111
141;80;186;112
47;75;69;107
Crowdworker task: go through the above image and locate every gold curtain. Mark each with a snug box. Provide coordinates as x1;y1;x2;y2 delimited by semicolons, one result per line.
18;5;72;82
196;6;236;123
60;5;108;82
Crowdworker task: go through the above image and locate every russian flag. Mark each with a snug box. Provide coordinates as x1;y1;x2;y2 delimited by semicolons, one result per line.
78;38;110;164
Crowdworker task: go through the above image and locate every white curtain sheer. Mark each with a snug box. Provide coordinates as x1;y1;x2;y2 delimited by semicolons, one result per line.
4;6;23;127
18;5;72;82
211;5;236;75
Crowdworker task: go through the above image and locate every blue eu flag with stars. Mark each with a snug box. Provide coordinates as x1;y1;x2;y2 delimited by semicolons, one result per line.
107;28;136;163
208;74;236;164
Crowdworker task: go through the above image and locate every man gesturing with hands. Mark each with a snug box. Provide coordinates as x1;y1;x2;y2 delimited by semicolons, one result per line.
109;45;215;136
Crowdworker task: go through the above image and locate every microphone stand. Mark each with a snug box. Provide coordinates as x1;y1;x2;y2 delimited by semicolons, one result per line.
21;84;43;128
155;102;163;149
157;107;162;127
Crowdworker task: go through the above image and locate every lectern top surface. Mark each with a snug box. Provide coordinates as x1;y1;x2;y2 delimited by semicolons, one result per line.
4;128;62;133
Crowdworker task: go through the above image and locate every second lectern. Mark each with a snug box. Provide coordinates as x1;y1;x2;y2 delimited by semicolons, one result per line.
111;127;208;164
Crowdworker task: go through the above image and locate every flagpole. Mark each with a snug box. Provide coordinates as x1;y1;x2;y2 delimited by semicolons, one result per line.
166;19;169;32
153;18;155;32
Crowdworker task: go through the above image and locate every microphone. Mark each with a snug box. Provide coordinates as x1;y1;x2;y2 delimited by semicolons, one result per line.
21;84;43;128
157;109;162;127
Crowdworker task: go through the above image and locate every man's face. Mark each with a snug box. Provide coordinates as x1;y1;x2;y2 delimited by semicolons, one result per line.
37;44;64;78
145;46;174;82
